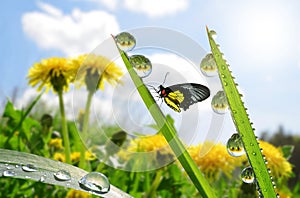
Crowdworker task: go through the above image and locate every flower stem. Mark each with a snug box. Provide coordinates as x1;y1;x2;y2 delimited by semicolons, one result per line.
147;169;163;198
58;90;71;164
79;90;94;169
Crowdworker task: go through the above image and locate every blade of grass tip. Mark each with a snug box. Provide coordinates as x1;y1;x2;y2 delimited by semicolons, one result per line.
112;35;216;198
206;26;277;197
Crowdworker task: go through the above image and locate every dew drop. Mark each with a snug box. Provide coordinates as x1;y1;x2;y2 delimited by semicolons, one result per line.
252;152;257;156
200;53;217;77
40;176;45;182
79;172;110;195
53;170;71;181
22;164;38;172
129;55;152;78
226;133;245;157
241;166;255;184
211;91;229;114
3;170;16;177
114;32;136;52
209;30;217;36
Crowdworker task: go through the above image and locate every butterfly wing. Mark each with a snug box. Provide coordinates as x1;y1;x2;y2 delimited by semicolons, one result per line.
163;90;185;112
167;83;210;111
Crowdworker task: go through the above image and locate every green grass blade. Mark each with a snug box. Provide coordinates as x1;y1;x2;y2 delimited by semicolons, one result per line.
206;27;277;197
0;149;132;198
114;42;216;198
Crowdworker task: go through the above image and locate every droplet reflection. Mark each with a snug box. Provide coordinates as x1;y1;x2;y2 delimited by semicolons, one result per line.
129;55;152;78
241;166;255;184
78;172;110;195
115;32;136;52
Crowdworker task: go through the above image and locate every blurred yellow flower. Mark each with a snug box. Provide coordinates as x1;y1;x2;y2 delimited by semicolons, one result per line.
73;54;123;91
53;152;65;162
71;151;97;163
85;151;97;161
48;138;63;150
118;134;172;160
130;134;170;152
67;189;91;198
71;152;81;163
27;57;77;92
188;142;246;181
259;140;292;179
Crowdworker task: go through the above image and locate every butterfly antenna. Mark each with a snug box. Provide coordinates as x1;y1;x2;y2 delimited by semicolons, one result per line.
162;72;170;86
146;83;158;92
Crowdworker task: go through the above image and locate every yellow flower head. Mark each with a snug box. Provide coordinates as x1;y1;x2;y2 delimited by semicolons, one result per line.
188;142;246;181
73;54;123;91
259;140;293;179
85;151;97;161
48;138;63;150
53;152;65;162
27;57;77;92
119;134;172;160
71;151;97;163
67;189;91;198
71;152;81;163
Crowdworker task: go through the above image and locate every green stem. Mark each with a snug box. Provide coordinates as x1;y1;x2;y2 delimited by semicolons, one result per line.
58;90;71;164
147;170;163;198
79;91;94;169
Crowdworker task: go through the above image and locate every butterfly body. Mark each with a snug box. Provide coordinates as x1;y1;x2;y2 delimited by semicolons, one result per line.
158;83;210;112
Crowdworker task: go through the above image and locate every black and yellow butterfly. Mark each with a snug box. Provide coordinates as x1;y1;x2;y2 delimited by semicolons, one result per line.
157;83;210;112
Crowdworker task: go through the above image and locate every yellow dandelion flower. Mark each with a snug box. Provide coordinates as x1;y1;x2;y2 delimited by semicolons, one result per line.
73;54;123;91
67;189;91;198
188;142;246;181
118;134;172;160
130;134;170;153
71;152;81;163
85;151;97;161
259;140;292;178
27;57;77;92
71;151;97;162
53;152;65;162
48;138;63;150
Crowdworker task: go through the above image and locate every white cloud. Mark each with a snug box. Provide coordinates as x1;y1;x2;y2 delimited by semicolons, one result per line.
22;2;120;56
98;0;118;10
123;0;188;18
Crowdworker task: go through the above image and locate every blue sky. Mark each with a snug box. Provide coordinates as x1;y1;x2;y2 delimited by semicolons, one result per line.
1;0;300;140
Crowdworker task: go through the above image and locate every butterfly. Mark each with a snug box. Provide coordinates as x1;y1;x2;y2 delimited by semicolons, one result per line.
157;83;210;112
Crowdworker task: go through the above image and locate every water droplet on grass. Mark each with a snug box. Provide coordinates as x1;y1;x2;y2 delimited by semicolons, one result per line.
129;55;152;78
241;166;255;184
40;176;45;182
79;172;110;195
54;170;71;181
211;91;229;114
22;164;38;172
114;32;136;52
200;53;217;77
3;170;16;177
227;133;245;157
